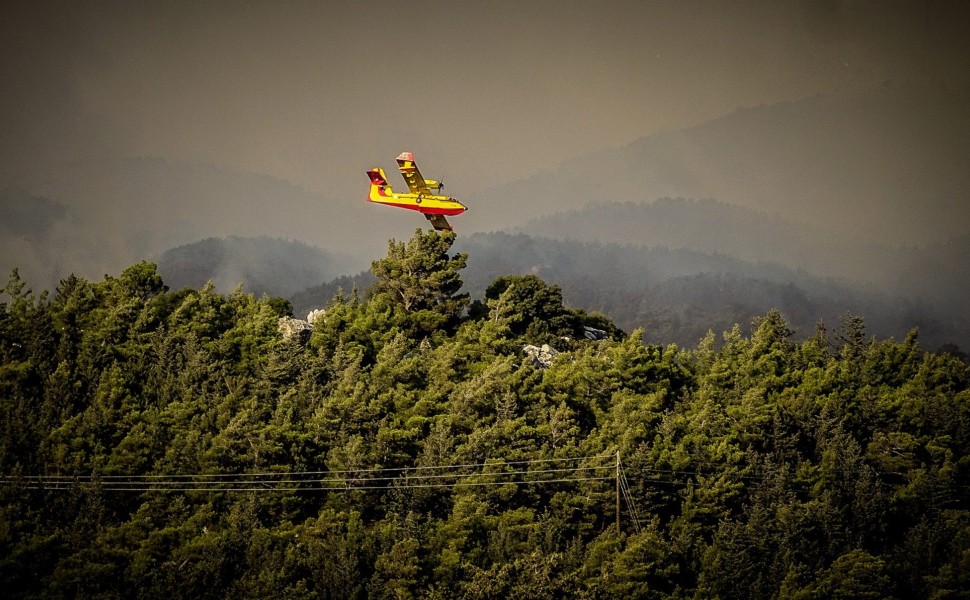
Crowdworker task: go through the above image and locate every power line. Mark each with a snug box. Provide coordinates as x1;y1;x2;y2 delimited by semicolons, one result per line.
7;454;615;481
619;463;642;534
19;476;616;493
13;466;612;489
15;464;610;484
4;455;618;493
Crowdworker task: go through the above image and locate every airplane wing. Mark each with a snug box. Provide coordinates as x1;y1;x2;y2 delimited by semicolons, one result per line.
424;213;453;231
396;151;432;195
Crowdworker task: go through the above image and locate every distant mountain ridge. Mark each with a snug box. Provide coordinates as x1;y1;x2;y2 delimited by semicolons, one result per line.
1;156;397;291
526;197;846;274
288;231;966;350
156;236;354;299
4;84;968;352
467;84;970;244
522;198;970;309
455;232;961;348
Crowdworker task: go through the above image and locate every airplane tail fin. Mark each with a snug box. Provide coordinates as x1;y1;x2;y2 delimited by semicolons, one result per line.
367;168;392;202
367;168;388;186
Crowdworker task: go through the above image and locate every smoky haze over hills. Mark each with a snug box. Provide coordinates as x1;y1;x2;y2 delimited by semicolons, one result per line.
289;230;966;350
156;237;355;299
4;1;969;241
5;85;969;291
470;85;970;245
0;158;391;290
3;1;970;351
2;84;969;352
524;198;970;314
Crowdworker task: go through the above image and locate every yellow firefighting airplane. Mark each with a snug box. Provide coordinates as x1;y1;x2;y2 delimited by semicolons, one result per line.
366;152;467;231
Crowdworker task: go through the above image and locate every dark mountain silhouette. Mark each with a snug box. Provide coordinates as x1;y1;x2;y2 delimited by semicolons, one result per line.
156;236;354;299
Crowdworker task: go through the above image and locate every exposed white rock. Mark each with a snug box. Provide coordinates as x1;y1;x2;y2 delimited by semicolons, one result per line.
278;316;313;343
306;308;326;325
523;343;560;368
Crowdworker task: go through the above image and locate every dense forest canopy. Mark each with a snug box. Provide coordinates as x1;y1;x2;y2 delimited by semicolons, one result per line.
1;230;968;598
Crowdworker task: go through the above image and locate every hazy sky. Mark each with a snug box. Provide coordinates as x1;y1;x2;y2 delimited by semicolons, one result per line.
4;0;969;202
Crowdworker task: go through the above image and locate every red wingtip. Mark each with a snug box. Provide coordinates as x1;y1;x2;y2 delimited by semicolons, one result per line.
396;151;414;163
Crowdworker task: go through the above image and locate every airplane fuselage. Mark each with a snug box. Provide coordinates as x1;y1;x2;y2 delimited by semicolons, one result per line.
366;153;467;231
366;168;467;216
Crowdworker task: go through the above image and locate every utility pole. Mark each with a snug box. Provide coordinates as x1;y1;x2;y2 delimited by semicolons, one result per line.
615;450;621;534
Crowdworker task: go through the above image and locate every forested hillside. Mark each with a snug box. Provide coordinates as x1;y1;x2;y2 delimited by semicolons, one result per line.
2;230;968;598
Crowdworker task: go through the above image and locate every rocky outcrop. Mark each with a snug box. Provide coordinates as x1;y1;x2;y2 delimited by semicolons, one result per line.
306;308;326;325
278;316;313;343
523;344;559;368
